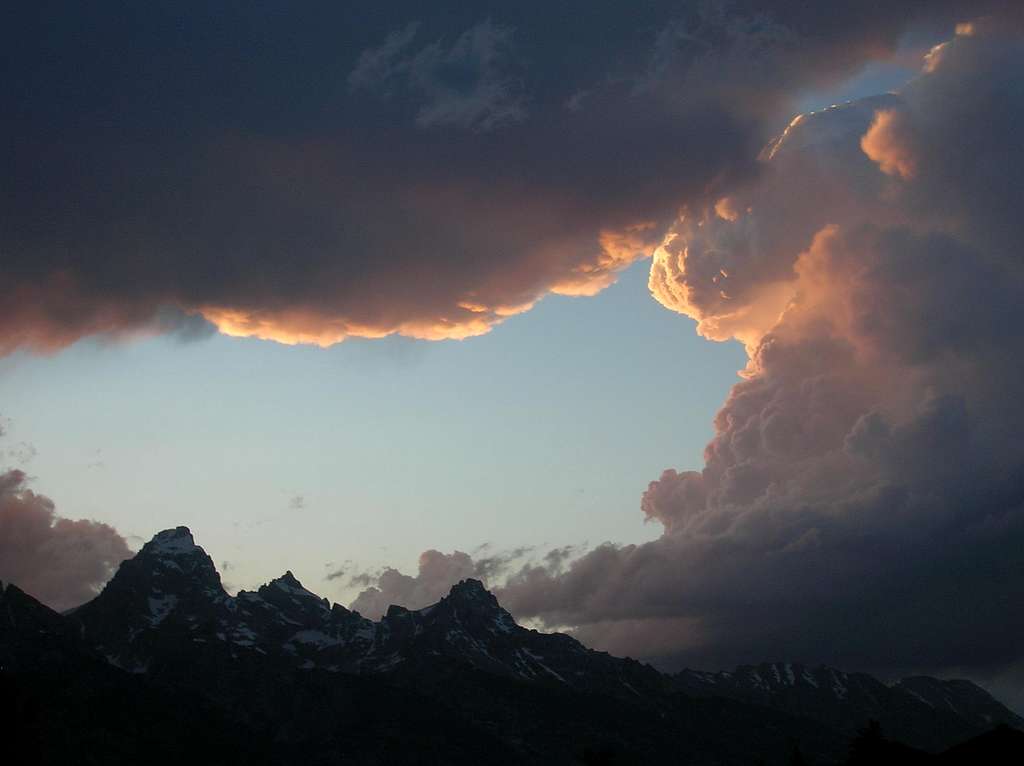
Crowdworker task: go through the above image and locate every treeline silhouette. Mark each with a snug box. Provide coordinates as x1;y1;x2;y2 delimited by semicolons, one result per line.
842;719;1024;766
779;720;1022;766
578;720;1024;765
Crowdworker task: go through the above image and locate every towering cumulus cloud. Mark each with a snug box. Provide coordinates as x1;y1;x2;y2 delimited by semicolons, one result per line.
0;1;996;353
495;15;1024;685
0;469;131;611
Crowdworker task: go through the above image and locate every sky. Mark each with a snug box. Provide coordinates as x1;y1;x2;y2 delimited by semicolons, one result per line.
0;260;745;597
3;0;1024;712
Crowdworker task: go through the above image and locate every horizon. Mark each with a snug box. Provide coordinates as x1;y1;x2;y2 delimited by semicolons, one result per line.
28;520;1020;718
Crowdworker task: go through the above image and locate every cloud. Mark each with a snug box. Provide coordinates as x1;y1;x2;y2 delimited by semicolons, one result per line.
348;22;421;95
0;1;992;354
349;545;537;618
352;19;527;131
350;549;478;618
333;12;1024;687
861;108;918;179
487;15;1024;683
5;441;37;466
325;566;347;582
0;469;132;611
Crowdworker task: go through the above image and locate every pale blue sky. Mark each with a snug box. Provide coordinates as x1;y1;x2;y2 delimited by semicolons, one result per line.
0;261;745;598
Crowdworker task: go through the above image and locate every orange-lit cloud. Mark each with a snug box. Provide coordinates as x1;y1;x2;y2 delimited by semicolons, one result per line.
861;108;917;179
218;22;1024;685
195;221;657;347
198;307;356;347
388;15;1024;682
549;223;659;298
4;1;987;356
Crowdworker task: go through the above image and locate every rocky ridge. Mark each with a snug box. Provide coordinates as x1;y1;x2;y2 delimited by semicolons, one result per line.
3;527;1022;765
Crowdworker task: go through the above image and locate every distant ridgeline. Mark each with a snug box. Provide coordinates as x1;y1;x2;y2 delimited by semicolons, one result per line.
2;527;1022;765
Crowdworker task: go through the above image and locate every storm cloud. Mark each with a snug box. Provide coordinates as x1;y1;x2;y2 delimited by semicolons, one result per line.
1;1;995;352
357;12;1024;689
495;14;1024;680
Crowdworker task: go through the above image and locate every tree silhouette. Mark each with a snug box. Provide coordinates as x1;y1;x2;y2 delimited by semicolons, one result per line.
846;719;935;765
789;740;810;766
848;719;888;765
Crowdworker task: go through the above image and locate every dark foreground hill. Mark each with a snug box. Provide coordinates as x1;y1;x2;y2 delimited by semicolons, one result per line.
2;527;1021;765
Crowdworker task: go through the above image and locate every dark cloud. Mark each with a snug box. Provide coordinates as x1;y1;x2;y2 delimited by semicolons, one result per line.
351;19;527;131
153;308;219;344
492;15;1024;685
542;544;581;572
0;469;132;611
474;545;536;581
301;9;1024;696
0;1;994;353
347;11;1024;697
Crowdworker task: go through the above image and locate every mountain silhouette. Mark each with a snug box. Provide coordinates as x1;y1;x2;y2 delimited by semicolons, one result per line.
3;527;1021;765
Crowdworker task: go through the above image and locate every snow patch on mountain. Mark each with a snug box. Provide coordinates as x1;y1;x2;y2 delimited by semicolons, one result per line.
784;663;795;685
289;629;344;648
270;572;323;601
523;648;567;683
147;527;199;556
147;594;178;626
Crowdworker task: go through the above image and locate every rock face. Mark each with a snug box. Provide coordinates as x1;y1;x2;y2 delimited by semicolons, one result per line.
3;528;1023;765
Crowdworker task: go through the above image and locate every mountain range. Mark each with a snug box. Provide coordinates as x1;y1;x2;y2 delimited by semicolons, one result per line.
2;527;1021;765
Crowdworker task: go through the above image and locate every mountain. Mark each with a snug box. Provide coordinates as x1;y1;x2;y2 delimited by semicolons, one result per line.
3;528;1022;765
69;528;666;699
1;579;89;671
675;663;1024;752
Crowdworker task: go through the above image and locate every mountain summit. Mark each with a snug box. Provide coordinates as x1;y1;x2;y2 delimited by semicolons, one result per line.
3;528;1021;766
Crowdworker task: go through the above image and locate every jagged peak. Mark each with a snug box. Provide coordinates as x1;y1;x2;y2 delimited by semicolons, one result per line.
97;526;223;600
0;581;64;622
678;662;860;693
0;579;21;600
330;602;355;618
443;579;516;629
275;570;301;587
267;571;324;602
447;578;493;601
143;526;200;556
385;604;410;618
